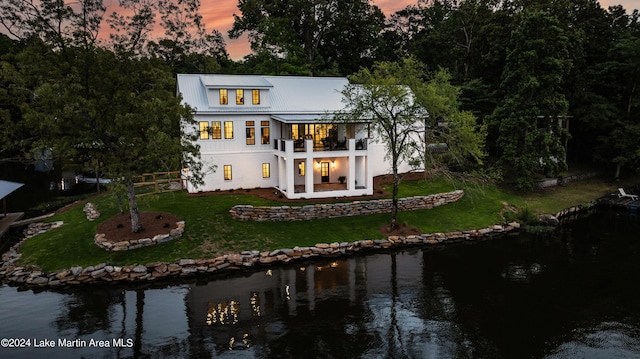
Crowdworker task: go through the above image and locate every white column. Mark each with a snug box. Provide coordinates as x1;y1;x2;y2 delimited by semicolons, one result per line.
305;139;315;195
348;138;356;191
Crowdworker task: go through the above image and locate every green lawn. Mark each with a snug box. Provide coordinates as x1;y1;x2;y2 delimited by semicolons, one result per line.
17;176;620;272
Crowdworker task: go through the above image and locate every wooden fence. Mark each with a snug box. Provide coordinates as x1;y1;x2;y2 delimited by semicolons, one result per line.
133;171;186;193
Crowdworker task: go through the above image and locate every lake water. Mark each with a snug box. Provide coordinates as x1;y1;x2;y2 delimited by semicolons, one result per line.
1;211;640;358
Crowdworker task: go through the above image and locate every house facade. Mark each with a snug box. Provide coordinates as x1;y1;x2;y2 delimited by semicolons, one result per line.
177;74;411;199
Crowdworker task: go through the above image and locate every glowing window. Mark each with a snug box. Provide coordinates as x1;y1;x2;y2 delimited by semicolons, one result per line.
236;89;244;105
219;89;228;105
246;121;255;145
211;121;221;139
298;161;305;176
223;165;232;180
252;89;260;105
224;121;233;139
199;122;209;140
262;163;270;178
261;121;270;144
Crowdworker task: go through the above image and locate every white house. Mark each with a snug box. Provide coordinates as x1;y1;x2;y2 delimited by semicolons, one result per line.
177;74;413;199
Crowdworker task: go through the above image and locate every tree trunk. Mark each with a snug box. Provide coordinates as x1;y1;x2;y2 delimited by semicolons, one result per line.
126;180;142;233
391;159;399;230
117;193;124;214
615;163;622;180
95;164;100;193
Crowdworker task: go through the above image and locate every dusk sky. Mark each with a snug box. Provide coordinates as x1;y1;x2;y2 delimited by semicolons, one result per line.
115;0;640;60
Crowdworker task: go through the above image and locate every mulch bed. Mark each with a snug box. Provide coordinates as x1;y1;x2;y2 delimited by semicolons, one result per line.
96;211;182;243
379;223;423;237
96;172;428;241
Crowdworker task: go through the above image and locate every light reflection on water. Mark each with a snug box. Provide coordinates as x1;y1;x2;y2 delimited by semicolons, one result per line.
1;212;640;358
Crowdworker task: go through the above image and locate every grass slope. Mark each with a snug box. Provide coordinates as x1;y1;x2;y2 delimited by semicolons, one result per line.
17;177;618;272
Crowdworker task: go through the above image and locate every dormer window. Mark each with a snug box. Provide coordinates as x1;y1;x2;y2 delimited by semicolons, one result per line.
252;89;260;105
236;89;244;105
219;89;228;105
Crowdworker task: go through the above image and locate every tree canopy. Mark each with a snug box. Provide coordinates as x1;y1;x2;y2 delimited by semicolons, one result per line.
0;0;210;232
337;58;483;228
229;0;385;75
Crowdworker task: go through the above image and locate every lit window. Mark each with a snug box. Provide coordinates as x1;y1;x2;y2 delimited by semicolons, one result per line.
261;121;270;145
219;89;228;105
298;161;305;176
252;89;260;105
321;162;329;177
236;89;244;105
224;165;232;180
224;121;233;139
262;163;270;178
199;122;209;140
211;121;221;139
246;121;255;145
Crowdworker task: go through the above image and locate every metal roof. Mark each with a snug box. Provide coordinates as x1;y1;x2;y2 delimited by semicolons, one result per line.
177;74;349;114
0;180;24;201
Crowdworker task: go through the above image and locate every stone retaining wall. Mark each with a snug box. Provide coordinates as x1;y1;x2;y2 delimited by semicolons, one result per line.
230;190;465;221
94;221;185;251
0;221;520;288
536;172;599;188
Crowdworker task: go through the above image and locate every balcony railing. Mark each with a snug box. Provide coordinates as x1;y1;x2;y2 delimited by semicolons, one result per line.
276;138;368;153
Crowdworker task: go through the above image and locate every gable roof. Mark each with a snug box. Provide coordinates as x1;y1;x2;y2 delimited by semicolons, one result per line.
0;180;23;201
177;74;349;115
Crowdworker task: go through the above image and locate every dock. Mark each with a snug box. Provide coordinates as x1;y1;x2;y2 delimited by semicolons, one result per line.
596;195;640;211
0;212;25;239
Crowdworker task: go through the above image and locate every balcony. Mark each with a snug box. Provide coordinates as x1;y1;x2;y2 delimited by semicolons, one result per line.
274;138;369;155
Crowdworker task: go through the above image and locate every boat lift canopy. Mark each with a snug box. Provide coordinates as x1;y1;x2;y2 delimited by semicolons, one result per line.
0;180;24;217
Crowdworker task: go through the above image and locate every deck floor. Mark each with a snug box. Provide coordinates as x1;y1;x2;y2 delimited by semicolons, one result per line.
294;183;348;193
0;212;24;239
597;195;639;210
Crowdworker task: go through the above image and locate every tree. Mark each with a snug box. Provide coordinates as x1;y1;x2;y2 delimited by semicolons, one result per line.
409;68;486;176
336;59;428;229
594;12;640;178
0;0;205;232
487;5;572;190
229;0;385;76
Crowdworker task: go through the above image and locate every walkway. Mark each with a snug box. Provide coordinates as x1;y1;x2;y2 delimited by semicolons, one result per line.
0;212;24;239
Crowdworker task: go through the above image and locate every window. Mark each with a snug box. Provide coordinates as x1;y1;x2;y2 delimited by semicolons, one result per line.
262;163;270;178
211;121;222;139
223;165;232;180
298;161;305;176
219;89;228;105
236;89;244;105
246;121;255;145
252;89;260;105
199;122;209;140
261;121;270;145
224;121;233;139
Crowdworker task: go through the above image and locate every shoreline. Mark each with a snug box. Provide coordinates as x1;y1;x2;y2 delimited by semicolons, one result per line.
0;199;600;291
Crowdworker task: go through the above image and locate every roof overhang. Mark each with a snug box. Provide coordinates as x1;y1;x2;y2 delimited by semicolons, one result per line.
0;180;24;201
270;114;370;124
271;114;335;123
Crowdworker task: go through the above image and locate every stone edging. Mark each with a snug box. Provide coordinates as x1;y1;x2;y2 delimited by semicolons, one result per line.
230;190;464;221
94;221;185;251
0;221;520;288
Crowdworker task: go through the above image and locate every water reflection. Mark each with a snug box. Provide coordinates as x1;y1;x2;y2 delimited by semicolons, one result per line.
1;212;640;358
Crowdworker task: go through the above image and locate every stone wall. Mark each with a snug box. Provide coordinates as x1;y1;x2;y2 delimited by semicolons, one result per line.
536;172;599;188
0;221;520;288
94;221;185;251
230;190;465;221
